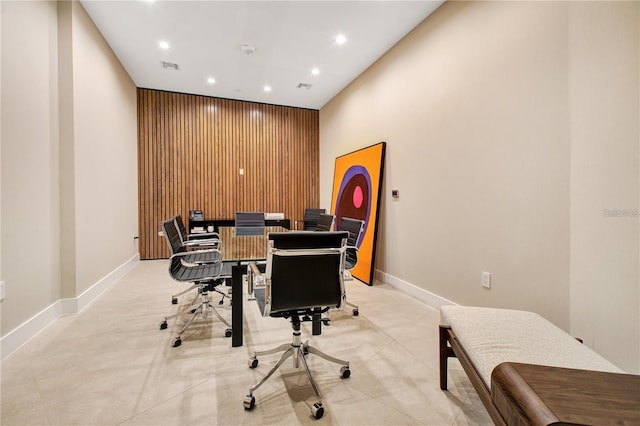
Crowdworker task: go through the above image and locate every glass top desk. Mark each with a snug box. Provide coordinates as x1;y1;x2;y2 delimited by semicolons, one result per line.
219;226;286;347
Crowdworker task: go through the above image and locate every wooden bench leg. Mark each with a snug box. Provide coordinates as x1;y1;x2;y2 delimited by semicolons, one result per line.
439;325;455;390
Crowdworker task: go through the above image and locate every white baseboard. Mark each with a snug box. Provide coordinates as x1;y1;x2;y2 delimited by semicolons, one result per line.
76;253;139;312
374;269;458;310
1;253;140;361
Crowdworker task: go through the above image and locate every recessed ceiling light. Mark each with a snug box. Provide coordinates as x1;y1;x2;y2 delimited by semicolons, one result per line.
159;41;170;50
335;34;347;45
311;68;320;76
264;86;272;93
207;77;215;84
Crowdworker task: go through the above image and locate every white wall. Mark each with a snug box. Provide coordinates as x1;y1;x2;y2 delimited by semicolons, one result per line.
70;2;138;296
1;0;138;352
1;0;61;335
568;1;639;375
320;1;639;373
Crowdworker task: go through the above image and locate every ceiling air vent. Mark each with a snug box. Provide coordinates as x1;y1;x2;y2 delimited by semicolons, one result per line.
297;83;312;90
161;61;180;71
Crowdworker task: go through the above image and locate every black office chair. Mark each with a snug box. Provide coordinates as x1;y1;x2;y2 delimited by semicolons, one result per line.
159;218;232;347
336;217;365;316
295;208;326;230
314;213;334;232
243;231;351;419
161;216;227;305
235;212;265;235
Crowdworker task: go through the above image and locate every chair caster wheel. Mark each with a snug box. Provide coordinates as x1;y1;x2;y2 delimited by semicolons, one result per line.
171;297;178;305
191;309;197;314
340;366;351;379
311;402;324;419
243;395;255;410
322;318;330;326
353;309;359;316
248;357;258;368
225;328;232;338
159;320;168;330
172;337;182;347
218;300;224;305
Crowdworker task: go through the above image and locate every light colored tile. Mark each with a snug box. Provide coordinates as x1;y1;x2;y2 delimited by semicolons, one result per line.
1;259;491;425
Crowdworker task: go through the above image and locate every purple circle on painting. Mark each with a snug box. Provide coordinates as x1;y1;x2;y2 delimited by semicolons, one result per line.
335;165;371;246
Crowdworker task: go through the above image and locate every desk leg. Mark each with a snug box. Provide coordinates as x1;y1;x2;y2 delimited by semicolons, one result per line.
232;264;244;347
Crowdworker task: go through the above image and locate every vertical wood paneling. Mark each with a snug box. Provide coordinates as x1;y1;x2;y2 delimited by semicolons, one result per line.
137;89;320;259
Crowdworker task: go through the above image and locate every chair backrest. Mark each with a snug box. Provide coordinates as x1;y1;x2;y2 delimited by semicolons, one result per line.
235;212;265;236
174;214;189;242
337;217;364;269
302;208;325;230
235;212;265;227
337;217;364;247
161;216;185;256
263;231;348;316
315;214;334;232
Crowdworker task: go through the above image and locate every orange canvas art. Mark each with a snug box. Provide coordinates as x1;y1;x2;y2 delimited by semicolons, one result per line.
330;142;386;285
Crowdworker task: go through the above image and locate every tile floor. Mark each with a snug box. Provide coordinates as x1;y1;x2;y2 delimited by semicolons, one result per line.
1;260;492;425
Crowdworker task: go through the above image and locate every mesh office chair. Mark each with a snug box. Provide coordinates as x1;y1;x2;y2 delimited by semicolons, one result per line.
314;213;334;232
159;218;232;347
295;208;326;230
336;217;365;316
243;231;351;419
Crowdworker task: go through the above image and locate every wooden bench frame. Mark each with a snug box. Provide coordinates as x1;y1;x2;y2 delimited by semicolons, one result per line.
439;324;640;426
439;324;507;426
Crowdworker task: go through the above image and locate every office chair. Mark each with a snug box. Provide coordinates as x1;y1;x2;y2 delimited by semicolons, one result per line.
314;213;334;232
161;216;227;305
295;208;326;230
159;218;232;347
235;212;265;236
336;217;365;316
243;231;351;419
175;214;220;248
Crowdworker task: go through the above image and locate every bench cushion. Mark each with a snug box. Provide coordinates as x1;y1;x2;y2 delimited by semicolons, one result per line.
440;305;623;388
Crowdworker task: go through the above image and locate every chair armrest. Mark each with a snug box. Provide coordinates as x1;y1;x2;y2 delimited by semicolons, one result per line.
170;248;222;261
345;246;359;270
188;231;219;240
249;262;265;288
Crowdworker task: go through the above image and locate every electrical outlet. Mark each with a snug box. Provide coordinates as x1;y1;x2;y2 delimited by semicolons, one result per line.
0;280;5;300
481;272;491;289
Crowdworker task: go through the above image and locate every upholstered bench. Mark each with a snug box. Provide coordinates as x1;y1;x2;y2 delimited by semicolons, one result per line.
439;306;638;425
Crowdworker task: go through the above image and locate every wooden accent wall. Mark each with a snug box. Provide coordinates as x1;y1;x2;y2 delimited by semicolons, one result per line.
137;89;320;259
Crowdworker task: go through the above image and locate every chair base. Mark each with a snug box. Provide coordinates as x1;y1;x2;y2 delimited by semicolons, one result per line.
243;317;350;419
160;284;231;347
170;282;230;305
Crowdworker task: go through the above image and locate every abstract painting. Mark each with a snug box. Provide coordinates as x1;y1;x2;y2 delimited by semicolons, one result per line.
331;142;386;285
